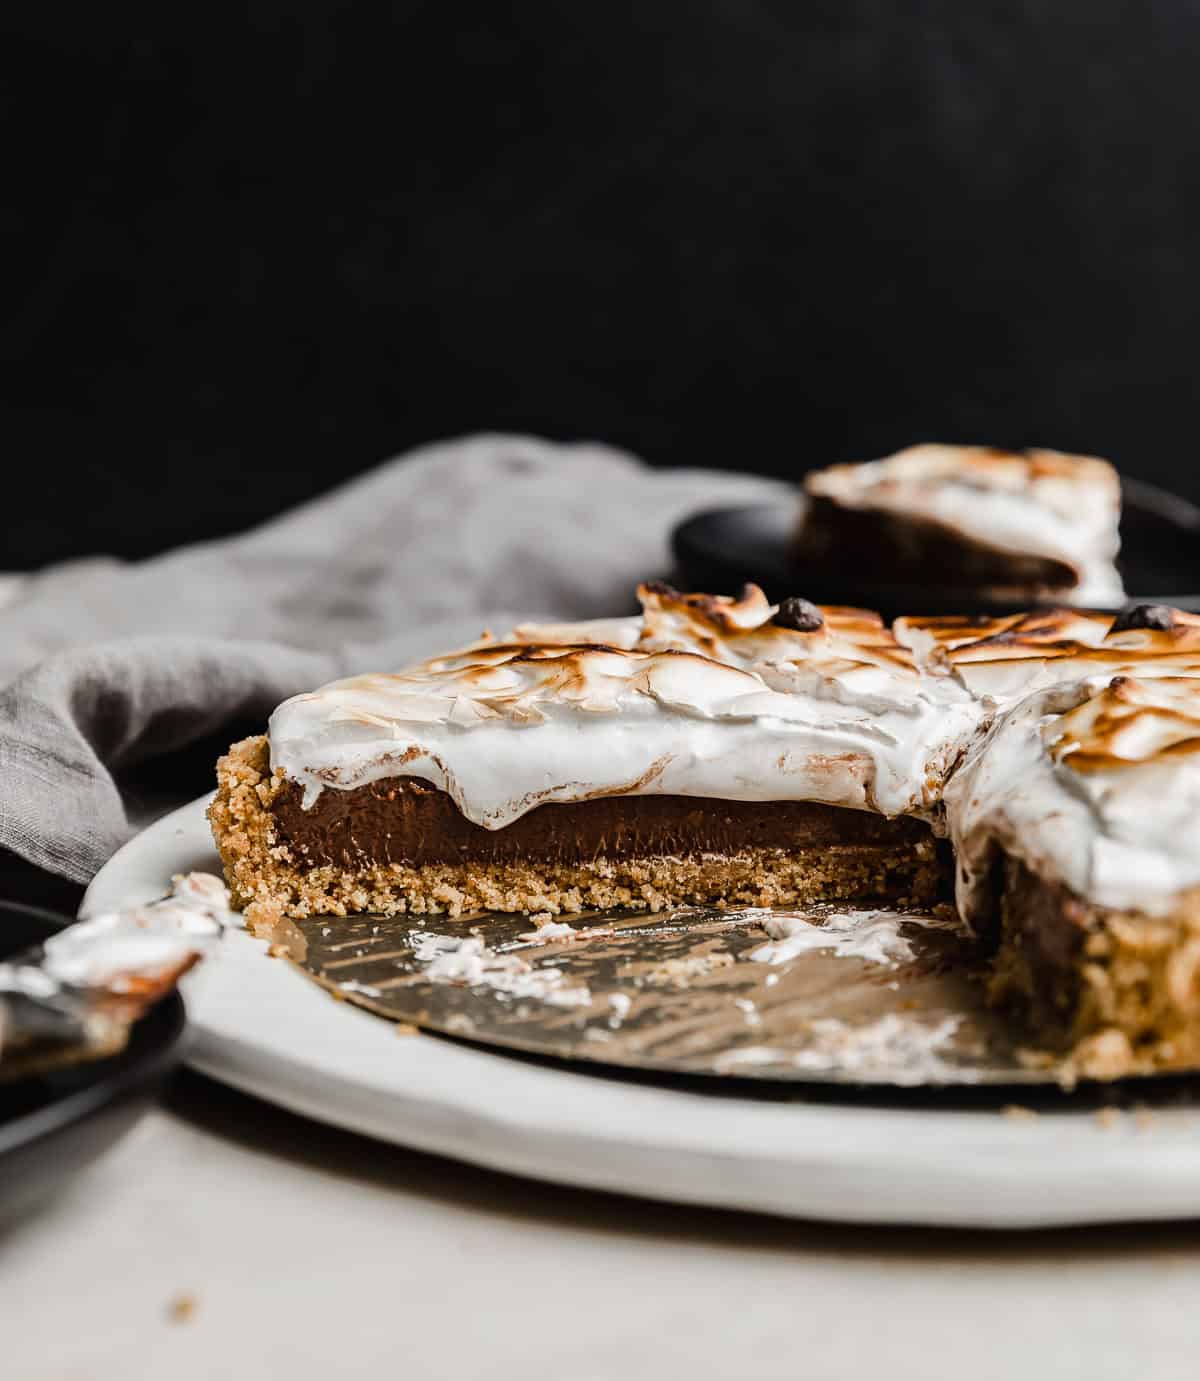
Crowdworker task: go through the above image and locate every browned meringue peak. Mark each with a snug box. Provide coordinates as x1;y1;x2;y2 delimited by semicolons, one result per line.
894;604;1200;701
638;580;778;633
417;624;643;677
635;581;920;677
894;606;1114;669
1045;676;1200;773
404;611;645;676
505;615;643;650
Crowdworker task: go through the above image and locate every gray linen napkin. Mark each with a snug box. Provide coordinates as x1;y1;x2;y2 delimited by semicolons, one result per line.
0;434;788;882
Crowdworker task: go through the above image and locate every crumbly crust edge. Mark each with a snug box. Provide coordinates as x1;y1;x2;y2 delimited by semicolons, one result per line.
991;859;1200;1080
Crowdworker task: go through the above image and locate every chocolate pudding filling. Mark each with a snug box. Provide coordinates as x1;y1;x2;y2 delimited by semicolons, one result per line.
269;775;938;870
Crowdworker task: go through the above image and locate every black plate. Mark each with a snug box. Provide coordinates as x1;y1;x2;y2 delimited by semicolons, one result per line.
0;904;187;1224
673;476;1200;618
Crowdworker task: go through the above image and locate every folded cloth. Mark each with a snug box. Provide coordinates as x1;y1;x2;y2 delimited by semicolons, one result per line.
0;434;787;882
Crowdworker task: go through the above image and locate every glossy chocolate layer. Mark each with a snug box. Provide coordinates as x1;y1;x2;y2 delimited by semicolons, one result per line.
270;777;935;869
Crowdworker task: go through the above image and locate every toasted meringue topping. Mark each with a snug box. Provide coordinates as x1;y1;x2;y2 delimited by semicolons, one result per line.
269;586;1200;913
896;606;1200;702
636;581;920;681
506;615;643;650
896;607;1113;666
806;443;1123;602
1046;676;1200;772
268;583;978;825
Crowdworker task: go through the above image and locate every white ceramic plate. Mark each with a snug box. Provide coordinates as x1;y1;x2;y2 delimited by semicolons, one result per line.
82;796;1200;1229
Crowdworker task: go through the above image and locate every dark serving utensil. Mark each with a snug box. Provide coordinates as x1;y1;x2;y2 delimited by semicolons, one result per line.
672;476;1200;618
0;904;186;1223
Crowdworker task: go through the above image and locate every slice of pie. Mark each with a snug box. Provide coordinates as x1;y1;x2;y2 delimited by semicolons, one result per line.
212;585;976;927
796;444;1124;605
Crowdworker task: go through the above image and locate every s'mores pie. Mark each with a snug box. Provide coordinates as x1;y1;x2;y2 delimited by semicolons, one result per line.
797;444;1124;606
209;587;1200;1076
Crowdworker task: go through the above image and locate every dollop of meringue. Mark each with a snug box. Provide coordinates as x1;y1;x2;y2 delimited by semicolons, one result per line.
806;444;1124;603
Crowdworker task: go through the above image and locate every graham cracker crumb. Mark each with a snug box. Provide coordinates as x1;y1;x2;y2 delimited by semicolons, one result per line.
643;951;736;987
167;1292;197;1324
1075;1029;1136;1080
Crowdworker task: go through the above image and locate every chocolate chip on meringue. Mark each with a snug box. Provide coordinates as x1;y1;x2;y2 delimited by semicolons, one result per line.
1110;603;1177;634
772;596;825;632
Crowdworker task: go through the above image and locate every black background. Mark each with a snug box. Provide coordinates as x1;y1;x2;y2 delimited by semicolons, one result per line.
5;2;1200;569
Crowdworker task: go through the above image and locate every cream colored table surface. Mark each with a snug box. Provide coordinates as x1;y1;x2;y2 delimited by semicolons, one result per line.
4;1072;1200;1381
